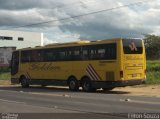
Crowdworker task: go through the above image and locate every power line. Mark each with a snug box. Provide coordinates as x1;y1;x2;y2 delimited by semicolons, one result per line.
11;0;154;29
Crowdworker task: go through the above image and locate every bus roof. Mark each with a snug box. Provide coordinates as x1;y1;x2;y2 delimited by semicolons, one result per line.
16;38;124;51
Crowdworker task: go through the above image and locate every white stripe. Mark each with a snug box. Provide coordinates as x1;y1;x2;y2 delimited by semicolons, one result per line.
25;74;29;80
26;73;31;80
0;99;26;104
86;65;98;81
88;65;99;80
86;68;96;81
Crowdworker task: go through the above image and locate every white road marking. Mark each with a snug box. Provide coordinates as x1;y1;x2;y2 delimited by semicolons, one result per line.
0;98;26;104
28;92;72;98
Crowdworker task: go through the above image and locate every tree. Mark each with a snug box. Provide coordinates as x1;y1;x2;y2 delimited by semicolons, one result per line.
143;34;160;60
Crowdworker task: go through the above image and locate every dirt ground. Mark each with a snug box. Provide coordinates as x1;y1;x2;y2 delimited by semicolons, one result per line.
113;85;160;97
0;80;160;97
0;80;11;85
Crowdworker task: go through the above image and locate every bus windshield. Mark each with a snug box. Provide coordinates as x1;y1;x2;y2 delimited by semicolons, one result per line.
123;39;143;54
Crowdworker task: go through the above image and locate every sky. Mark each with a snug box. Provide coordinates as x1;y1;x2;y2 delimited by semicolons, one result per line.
0;0;160;44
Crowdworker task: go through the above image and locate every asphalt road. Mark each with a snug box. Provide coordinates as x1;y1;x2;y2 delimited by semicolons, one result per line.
0;85;160;119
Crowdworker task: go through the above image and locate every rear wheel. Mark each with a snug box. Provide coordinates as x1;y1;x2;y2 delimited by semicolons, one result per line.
68;77;79;91
20;76;29;88
82;78;96;92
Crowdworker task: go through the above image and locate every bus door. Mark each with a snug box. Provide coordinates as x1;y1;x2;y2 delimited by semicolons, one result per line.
11;51;19;75
122;39;145;80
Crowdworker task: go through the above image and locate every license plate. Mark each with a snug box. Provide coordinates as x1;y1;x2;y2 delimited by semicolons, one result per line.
132;74;137;77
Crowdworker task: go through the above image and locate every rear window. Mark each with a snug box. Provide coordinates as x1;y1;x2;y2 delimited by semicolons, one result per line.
123;39;143;54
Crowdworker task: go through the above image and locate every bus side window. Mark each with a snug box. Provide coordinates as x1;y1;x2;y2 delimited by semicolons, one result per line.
31;51;37;62
82;49;88;60
98;49;105;59
73;50;80;60
59;51;66;60
12;52;19;65
67;50;72;61
11;51;19;75
47;52;54;61
31;50;43;62
43;49;56;61
90;49;96;59
69;46;80;60
105;44;116;60
21;51;31;62
37;51;43;62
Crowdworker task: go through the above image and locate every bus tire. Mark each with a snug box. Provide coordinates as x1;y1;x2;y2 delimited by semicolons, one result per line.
68;77;79;91
20;76;29;88
81;78;95;92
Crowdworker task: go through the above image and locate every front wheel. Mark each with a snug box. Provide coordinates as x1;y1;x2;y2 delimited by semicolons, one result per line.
20;76;29;88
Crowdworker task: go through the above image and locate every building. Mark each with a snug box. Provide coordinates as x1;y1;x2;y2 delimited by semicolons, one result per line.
0;47;16;67
0;30;44;67
0;30;44;49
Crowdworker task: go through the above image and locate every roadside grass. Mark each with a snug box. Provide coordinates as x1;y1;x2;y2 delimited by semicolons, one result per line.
0;72;11;80
146;60;160;84
0;72;11;85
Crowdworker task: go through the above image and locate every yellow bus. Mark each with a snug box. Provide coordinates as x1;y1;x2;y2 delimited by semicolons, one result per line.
11;38;146;91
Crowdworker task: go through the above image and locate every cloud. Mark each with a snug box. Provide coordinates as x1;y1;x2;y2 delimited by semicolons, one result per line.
0;9;46;27
0;0;159;42
43;36;57;45
0;0;61;10
42;27;80;43
59;0;160;39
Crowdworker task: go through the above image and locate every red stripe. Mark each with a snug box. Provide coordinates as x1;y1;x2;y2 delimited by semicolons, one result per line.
88;65;99;80
87;65;99;81
26;72;31;80
25;74;29;79
88;64;101;80
86;68;96;81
